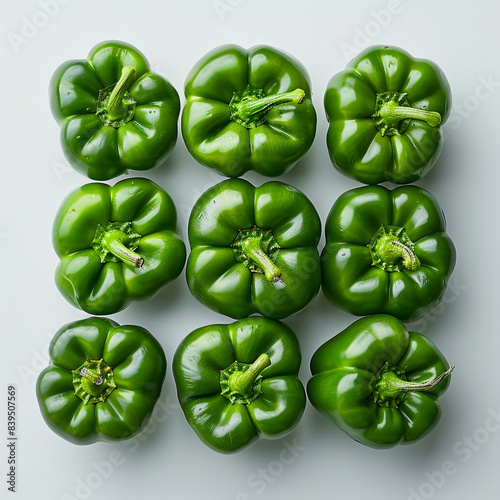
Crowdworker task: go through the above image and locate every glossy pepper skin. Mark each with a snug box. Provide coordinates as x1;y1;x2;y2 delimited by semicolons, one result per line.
186;179;321;319
53;178;186;315
173;317;306;453
321;185;455;321
325;45;451;184
182;44;317;177
50;40;180;180
36;317;166;445
308;315;453;449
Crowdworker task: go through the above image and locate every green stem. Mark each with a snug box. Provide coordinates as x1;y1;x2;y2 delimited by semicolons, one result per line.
376;366;454;401
72;358;116;404
380;103;441;128
227;354;271;398
391;241;420;271
236;88;305;119
106;66;136;121
79;367;104;386
240;238;281;282
230;85;306;128
374;233;420;272
372;91;442;137
102;230;144;268
397;366;455;391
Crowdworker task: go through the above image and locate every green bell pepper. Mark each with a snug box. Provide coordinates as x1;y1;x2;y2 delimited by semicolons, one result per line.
182;44;317;177
308;315;454;449
53;178;186;315
50;40;180;180
173;317;306;453
36;317;166;445
321;185;455;320
325;45;451;184
186;178;321;319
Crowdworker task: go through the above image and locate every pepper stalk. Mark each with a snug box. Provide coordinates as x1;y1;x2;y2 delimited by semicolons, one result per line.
96;66;137;128
231;227;282;283
374;363;454;408
91;221;144;268
230;84;306;129
220;354;271;405
373;91;441;137
72;358;116;404
369;225;420;272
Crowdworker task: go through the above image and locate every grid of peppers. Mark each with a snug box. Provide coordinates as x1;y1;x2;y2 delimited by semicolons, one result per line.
37;41;456;452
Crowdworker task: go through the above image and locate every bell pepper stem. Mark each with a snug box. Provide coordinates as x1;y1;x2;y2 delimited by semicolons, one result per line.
80;367;103;386
236;88;305;119
376;365;454;403
392;241;420;271
230;85;306;128
227;354;271;398
102;230;144;268
397;366;455;392
240;238;281;282
372;91;442;137
106;66;136;121
72;358;116;404
381;103;441;128
374;233;420;272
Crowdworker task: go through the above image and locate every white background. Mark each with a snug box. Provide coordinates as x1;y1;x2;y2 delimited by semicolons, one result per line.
2;1;499;499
